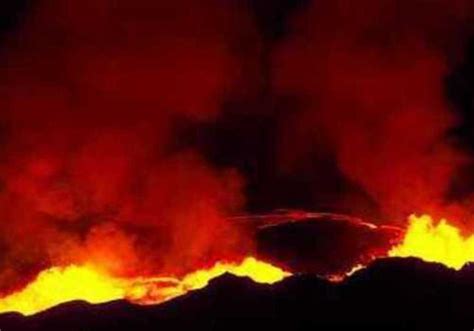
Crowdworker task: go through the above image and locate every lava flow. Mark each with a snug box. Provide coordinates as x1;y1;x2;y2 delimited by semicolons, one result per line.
390;214;474;270
0;257;290;316
3;213;474;317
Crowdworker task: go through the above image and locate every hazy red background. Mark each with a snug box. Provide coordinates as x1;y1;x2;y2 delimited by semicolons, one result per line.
0;0;474;290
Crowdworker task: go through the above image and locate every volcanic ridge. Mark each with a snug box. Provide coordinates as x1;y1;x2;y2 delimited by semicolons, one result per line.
0;257;472;330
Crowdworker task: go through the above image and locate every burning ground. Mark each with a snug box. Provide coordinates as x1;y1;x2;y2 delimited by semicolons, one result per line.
2;257;474;330
0;211;470;318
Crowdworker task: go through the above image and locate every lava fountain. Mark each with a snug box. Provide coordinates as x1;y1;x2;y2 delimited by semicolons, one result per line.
0;257;290;316
389;214;474;270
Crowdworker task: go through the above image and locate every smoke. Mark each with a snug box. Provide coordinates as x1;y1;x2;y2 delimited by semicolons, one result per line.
0;0;260;290
1;0;474;291
274;0;474;222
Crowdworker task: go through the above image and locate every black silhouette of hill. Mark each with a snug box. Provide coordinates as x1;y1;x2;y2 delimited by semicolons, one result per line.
0;257;472;330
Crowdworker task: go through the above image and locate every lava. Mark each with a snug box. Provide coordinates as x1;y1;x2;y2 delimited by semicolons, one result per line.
0;257;290;316
389;214;474;270
4;213;474;317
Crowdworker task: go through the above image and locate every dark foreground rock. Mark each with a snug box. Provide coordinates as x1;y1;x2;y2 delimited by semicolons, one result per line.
0;257;473;330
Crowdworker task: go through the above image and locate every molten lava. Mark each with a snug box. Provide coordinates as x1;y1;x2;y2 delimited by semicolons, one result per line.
4;213;474;317
389;214;474;269
0;257;290;316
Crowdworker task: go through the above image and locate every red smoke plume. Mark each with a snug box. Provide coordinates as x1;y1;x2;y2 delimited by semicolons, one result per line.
0;0;260;291
2;0;474;295
274;0;474;223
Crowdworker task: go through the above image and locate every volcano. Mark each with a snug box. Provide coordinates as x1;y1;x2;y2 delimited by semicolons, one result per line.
0;211;401;316
0;211;472;330
0;257;472;330
1;0;474;329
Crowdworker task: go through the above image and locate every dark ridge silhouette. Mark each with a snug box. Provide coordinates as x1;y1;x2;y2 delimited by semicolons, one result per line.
0;257;473;330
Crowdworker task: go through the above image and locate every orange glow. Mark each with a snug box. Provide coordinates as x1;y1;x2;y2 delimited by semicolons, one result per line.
0;257;290;316
389;214;474;270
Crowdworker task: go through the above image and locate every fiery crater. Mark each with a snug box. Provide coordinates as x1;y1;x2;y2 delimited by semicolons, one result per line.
2;213;474;316
0;257;290;316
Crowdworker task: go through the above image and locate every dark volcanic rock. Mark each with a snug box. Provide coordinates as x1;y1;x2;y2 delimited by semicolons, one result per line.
252;211;401;275
0;258;472;330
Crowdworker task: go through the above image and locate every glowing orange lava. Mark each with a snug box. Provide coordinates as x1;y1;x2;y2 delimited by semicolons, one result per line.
5;213;473;317
0;257;290;316
389;214;474;270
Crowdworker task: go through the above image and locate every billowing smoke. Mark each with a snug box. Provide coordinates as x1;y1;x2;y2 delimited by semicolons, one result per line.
274;0;474;223
1;0;474;293
0;0;260;291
